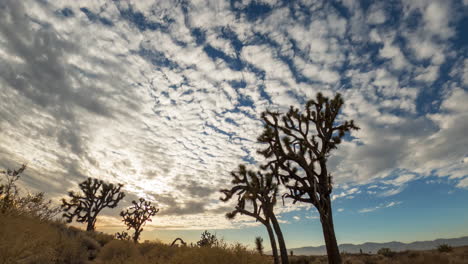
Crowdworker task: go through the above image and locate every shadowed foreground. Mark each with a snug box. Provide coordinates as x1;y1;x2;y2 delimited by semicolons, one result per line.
289;247;468;264
0;213;271;264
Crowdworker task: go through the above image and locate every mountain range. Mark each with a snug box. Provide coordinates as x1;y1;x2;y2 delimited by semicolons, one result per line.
272;236;468;256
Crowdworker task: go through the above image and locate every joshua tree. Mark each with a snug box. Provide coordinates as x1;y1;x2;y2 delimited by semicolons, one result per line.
120;198;159;243
255;236;264;255
220;165;288;264
61;177;125;231
258;93;359;264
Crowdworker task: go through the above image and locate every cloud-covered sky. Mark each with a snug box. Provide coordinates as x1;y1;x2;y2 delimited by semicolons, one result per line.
1;0;467;248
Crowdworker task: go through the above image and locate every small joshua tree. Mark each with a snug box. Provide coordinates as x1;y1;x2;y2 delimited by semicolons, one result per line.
255;236;264;255
61;177;125;231
120;198;159;243
220;165;288;264
258;93;359;264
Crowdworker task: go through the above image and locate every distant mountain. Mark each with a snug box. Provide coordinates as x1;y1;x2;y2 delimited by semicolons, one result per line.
270;236;468;256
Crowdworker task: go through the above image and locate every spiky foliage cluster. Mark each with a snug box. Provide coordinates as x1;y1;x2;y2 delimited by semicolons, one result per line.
61;178;125;231
255;236;264;256
221;165;278;223
258;93;359;264
115;231;131;241
120;198;159;243
196;230;219;248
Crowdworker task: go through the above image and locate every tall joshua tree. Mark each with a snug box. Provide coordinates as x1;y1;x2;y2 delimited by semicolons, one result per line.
120;197;159;243
258;93;359;264
220;165;288;264
62;177;125;231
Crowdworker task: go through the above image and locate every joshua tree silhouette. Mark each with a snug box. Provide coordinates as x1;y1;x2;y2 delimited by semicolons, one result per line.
120;198;159;243
61;177;125;231
220;164;288;264
258;93;359;264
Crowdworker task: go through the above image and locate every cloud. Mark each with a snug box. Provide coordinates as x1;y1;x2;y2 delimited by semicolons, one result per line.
382;174;417;187
0;0;466;231
367;8;386;25
456;178;468;189
358;201;402;213
422;1;454;39
332;187;360;201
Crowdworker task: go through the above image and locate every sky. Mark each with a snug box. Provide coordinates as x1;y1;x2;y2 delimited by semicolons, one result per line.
0;0;467;250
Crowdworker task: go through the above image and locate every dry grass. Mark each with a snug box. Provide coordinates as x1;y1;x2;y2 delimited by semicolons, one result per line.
0;213;271;264
94;240;270;264
0;213;95;263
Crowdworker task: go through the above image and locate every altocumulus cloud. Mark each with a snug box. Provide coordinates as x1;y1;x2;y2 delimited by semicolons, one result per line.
0;0;467;229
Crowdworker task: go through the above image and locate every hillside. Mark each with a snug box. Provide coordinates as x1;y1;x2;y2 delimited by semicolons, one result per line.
286;236;468;255
0;213;271;264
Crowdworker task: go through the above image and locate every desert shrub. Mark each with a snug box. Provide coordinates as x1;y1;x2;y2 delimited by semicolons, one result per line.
363;257;378;264
138;241;179;262
231;242;249;257
377;247;396;257
416;253;450;264
289;256;310;264
86;230;114;246
0;165;61;221
437;243;453;253
407;251;420;258
196;230;219;247
79;235;101;260
96;240;142;264
54;233;90;264
0;213;89;264
168;244;268;264
463;248;468;258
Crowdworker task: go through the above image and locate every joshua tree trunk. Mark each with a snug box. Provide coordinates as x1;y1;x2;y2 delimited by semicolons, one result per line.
86;217;96;231
266;222;280;264
134;228;142;243
270;214;289;264
320;198;342;264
